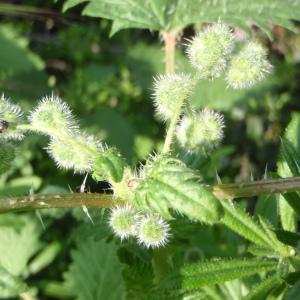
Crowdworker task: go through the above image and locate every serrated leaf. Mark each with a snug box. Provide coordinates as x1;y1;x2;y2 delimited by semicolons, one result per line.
160;258;277;293
134;156;223;224
221;201;277;250
63;0;300;37
247;245;278;258
63;239;124;300
0;214;41;276
244;274;283;300
92;148;126;183
258;216;290;256
0;266;27;298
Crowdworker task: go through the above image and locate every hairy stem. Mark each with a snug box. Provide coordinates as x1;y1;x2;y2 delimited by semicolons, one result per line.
0;193;119;213
162;31;177;74
1;177;300;213
211;176;300;199
162;102;183;153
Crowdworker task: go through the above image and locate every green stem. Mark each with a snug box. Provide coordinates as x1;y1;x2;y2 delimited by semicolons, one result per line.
162;103;183;153
162;31;177;74
2;176;300;213
211;176;300;199
17;124;98;157
162;75;199;153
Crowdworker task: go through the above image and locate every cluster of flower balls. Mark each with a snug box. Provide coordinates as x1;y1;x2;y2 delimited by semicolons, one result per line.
108;23;272;248
109;204;170;248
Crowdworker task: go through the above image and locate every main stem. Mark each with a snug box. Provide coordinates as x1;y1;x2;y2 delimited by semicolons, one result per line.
162;31;177;74
2;176;300;213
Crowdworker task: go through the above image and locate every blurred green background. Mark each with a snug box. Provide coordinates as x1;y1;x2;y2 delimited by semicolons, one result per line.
1;1;300;299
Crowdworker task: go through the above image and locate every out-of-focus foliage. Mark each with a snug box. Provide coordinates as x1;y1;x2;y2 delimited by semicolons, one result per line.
1;0;300;299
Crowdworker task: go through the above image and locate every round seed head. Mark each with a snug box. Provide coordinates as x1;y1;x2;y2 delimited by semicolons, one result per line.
47;133;101;174
109;204;138;240
226;41;272;89
176;109;224;154
187;23;234;79
29;95;79;136
153;73;192;120
137;215;170;248
0;95;24;140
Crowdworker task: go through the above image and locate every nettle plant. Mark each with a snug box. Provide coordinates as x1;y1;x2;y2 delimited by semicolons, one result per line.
2;23;300;298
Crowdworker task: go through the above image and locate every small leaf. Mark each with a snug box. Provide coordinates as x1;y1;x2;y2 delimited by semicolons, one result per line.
277;113;300;228
221;201;277;250
160;258;278;292
280;139;300;176
134;156;223;224
92;148;126;183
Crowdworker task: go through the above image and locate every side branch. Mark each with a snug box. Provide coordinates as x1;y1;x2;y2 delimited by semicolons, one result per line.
211;176;300;199
1;176;300;213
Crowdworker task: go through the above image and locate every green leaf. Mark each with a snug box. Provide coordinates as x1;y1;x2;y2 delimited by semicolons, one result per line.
0;266;27;298
0;214;41;276
258;216;290;256
278;113;300;229
134;156;223;224
92;147;127;183
63;0;300;37
63;239;124;300
160;258;278;292
280;139;300;177
221;201;289;255
244;274;283;300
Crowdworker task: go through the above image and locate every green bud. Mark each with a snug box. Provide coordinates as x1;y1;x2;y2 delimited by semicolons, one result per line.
0;141;15;175
176;109;224;154
153;73;192;120
226;41;272;89
109;204;138;240
187;23;234;79
110;167;139;201
92;147;126;183
0;95;24;140
136;214;170;248
29;95;79;136
47;134;101;174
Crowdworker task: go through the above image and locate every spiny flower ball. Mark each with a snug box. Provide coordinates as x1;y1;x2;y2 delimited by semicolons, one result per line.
153;73;192;120
0;95;24;140
47;133;101;174
176;109;224;154
226;41;272;89
29;95;79;136
187;23;234;79
137;215;170;248
109;205;138;240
